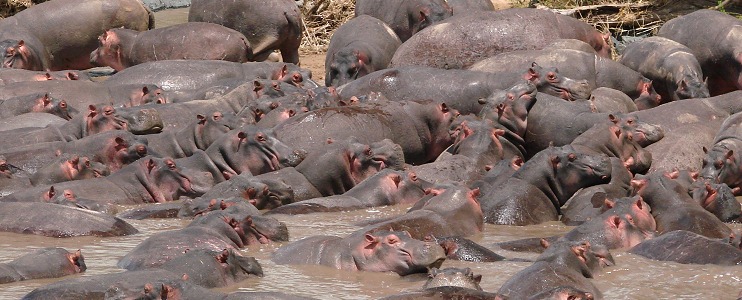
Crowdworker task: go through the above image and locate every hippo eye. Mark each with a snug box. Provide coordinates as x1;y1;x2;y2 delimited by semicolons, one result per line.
364;147;372;156
103;107;114;115
166;160;177;169
626;119;634;125
547;73;557;81
440;103;449;113
568;153;577;162
387;236;399;244
213;112;222;120
256;134;267;142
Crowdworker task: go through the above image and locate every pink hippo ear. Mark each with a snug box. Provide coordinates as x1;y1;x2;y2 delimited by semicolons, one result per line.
473;274;483;284
278;65;289;81
550;155;561;169
356;50;369;66
608;114;618;124
87;105;97;117
44;73;53;80
66;72;79;80
253;80;263;92
524;62;540;81
42;94;51;107
143;283;154;294
602;198;615;210
364;233;380;250
539;238;551;249
146;159;157;174
630;178;645;191
702;146;709;154
114;137;128;152
608;215;622;229
196;114;207;125
512;156;524;170
726;150;735;162
44;185;56;201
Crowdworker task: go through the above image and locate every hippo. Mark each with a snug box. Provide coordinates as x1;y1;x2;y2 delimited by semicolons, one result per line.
658;9;742;95
272;230;445;275
434;236;506;262
0;0;153;71
44;188;115;214
0;80;167;112
0;155;213;205
24;249;262;300
0;93;74;120
390;8;611;70
204;126;307;179
191;175;295;210
355;0;453;42
0;202;137;237
29;154;108;185
476;81;540;159
528;286;596;300
144;111;248;159
0;248;85;284
90;23;252;71
447;0;496;13
102;60;314;93
338;64;589;116
480;145;612;226
266;169;426;214
631;171;733;239
525;92;664;159
700;111;742;193
570;116;653;174
498;241;612;299
0;69;89;84
469;49;661;106
188;0;302;64
379;267;508;300
560;157;634;225
618;36;709;103
0;105;129;151
119;206;287;270
325;15;401;87
0;155;32;196
274;99;456;165
583;87;638;113
359;183;483;239
422;267;483;290
621;91;742;173
0;130;149;175
103;281;317;300
689;180;742;222
559;200;656;250
629;230;742;265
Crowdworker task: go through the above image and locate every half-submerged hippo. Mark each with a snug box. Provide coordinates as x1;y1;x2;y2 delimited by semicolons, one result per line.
0;0;153;71
658;9;742;95
380;267;507;300
0;248;85;284
272;230;445;275
90;22;252;71
0;202;137;237
325;15;401;87
355;0;453;42
629;230;742;265
188;0;302;64
700;111;742;194
390;8;611;70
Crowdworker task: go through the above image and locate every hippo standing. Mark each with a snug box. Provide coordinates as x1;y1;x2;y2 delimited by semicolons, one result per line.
0;0;153;71
355;0;453;42
188;0;302;64
658;9;742;95
90;23;252;71
390;8;611;70
325;15;401;87
618;36;709;103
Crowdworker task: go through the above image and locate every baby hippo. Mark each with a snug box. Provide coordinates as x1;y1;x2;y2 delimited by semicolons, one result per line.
90;22;252;71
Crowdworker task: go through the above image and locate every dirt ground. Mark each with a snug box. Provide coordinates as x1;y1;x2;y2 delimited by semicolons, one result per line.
300;53;327;86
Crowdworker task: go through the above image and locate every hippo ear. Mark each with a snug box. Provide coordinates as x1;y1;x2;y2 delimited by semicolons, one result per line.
364;233;380;249
428;268;438;278
512;156;524;170
524;64;539;80
608;114;618;124
539;238;551;249
146;159;157;173
602;198;615;210
356;51;369;65
42;94;51;106
608;215;622;229
279;65;289;81
114;137;128;151
88;105;97;117
702;146;708;154
473;274;483;284
66;72;79;80
440;103;449;113
550;155;560;169
163;284;175;298
196;114;207;125
726;150;735;161
143;283;154;294
629;179;645;191
253;80;263;92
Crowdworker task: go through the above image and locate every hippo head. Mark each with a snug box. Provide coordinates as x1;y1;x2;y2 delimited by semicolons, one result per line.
409;0;453;39
601;196;657;233
403;100;459;163
633;78;663;110
216;249;264;280
208;127;307;178
478;81;538;139
340;138;405;184
239;177;295;210
0;39;44;71
423;267;483;291
352;230;446;275
588;32;613;59
675;75;710;100
83;105;128;136
524;62;591;101
238;215;289;245
89;30;126;71
139;157;214;202
604;116;653;174
537;146;612;206
531;286;595;300
31;94;74;120
538;240;614;278
252;79;286;99
271;64;315;88
30;154;109;186
448;117;505;164
128;85;168;107
116;107;164;135
387;170;429;205
306;86;341;110
193;111;248;151
326;48;373;87
611;114;664;148
690;179;742;222
700;145;740;190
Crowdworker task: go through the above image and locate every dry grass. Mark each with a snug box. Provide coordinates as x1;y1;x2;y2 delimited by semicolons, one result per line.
299;0;356;54
0;0;46;19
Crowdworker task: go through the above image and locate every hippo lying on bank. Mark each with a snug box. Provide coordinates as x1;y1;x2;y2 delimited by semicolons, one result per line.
701;111;742;194
0;248;85;284
0;0;153;71
272;230;445;275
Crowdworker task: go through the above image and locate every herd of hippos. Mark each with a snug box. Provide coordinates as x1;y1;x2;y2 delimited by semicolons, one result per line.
0;0;740;299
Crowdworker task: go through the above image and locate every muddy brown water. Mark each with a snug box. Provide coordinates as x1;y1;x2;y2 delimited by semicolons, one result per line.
1;7;741;300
